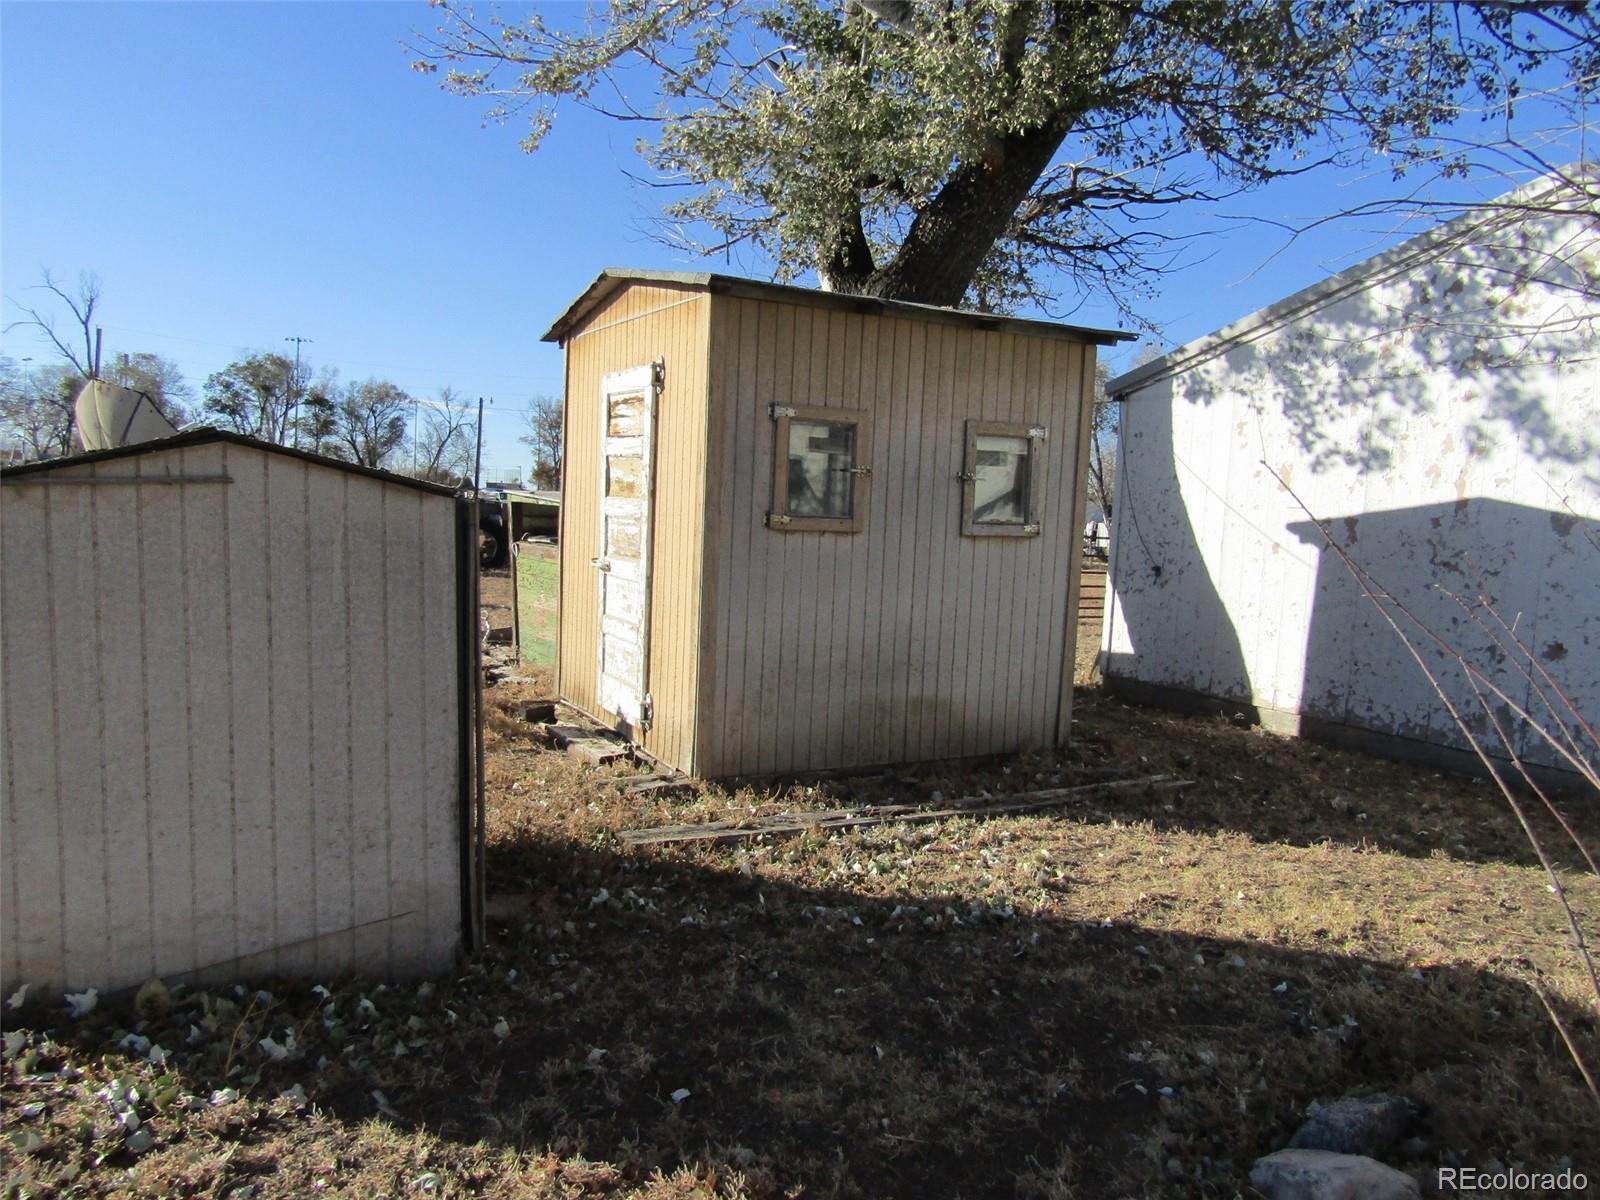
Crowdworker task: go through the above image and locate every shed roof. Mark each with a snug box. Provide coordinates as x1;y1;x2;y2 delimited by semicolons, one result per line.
1106;167;1598;399
0;427;462;498
542;268;1134;346
504;488;561;506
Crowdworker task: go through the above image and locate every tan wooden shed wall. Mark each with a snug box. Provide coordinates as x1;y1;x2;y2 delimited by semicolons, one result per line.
1;442;463;993
556;283;711;773
696;295;1095;777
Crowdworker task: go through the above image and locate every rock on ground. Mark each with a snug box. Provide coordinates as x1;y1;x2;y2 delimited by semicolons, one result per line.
1287;1093;1415;1157
1249;1149;1420;1200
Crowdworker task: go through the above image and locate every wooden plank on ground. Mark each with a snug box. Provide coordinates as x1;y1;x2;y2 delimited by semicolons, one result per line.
619;774;1190;846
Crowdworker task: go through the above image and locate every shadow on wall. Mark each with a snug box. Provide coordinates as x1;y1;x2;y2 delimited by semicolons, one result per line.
1105;199;1599;775
1287;499;1600;772
1104;392;1252;711
1107;384;1599;775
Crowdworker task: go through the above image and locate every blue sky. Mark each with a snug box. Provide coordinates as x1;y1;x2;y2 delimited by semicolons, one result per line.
0;2;1569;478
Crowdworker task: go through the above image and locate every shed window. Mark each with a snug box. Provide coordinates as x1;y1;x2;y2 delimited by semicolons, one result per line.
962;420;1044;537
768;405;870;532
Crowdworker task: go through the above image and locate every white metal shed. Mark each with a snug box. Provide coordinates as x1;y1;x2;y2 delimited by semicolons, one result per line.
1;430;479;994
1102;175;1599;777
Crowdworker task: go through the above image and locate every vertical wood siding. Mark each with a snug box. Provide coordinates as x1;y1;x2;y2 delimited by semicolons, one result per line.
1;443;462;993
558;284;711;773
697;295;1093;776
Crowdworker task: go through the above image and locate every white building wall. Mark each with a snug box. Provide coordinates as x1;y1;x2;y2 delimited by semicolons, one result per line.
1105;207;1600;771
2;440;464;993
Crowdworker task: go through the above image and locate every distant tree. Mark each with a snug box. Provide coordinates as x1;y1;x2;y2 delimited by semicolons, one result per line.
203;352;297;442
295;370;342;456
105;351;194;426
3;269;110;451
519;394;563;489
0;358;78;460
413;386;476;484
1086;361;1115;522
337;378;411;468
4;269;101;378
1088;343;1167;522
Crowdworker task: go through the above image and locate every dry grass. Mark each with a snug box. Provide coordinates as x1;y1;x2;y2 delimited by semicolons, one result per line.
5;680;1598;1199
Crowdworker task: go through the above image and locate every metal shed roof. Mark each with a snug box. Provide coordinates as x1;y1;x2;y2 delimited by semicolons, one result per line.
542;268;1135;346
0;427;462;498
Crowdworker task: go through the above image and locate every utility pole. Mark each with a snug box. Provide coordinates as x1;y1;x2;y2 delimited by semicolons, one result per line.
472;395;488;490
285;335;312;447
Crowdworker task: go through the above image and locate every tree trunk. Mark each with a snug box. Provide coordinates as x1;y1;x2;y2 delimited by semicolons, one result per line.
819;1;1132;308
851;116;1074;306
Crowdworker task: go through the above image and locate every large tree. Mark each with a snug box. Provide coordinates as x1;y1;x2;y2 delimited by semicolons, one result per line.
414;1;1598;314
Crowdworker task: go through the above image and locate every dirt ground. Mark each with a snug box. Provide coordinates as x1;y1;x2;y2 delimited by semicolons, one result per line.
480;566;513;634
5;621;1598;1199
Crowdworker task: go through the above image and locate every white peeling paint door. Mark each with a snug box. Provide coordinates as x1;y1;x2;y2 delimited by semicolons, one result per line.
595;364;658;728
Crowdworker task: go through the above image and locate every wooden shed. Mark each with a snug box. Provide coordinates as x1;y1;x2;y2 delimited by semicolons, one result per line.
1;429;479;994
543;269;1131;778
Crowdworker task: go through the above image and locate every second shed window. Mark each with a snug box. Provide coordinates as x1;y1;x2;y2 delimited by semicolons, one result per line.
769;405;870;532
962;420;1043;536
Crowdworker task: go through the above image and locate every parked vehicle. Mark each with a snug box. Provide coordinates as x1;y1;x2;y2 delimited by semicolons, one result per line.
477;488;510;568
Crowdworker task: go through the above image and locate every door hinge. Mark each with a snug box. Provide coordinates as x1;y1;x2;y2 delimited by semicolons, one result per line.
640;693;655;731
652;359;666;393
1029;425;1049;440
769;404;797;420
766;512;792;527
957;470;976;481
1023;522;1041;534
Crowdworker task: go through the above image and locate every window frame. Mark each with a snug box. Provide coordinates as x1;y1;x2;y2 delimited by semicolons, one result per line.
961;419;1045;538
767;403;872;533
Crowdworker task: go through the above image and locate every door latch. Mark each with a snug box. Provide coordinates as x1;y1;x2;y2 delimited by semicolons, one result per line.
590;557;612;572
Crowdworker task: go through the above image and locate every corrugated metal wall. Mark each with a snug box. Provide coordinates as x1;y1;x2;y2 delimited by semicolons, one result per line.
557;283;711;772
1104;212;1600;771
1;441;463;993
697;296;1094;776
